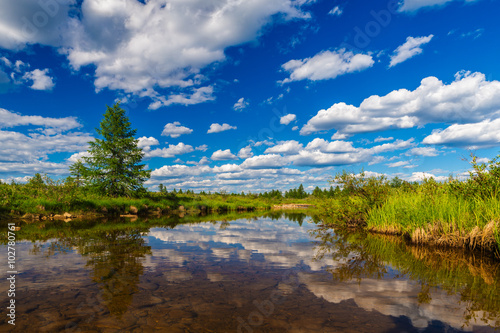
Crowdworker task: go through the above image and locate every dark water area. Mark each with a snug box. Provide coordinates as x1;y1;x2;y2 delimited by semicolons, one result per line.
1;212;499;332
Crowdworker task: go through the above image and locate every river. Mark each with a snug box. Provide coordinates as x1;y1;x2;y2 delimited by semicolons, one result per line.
1;211;499;332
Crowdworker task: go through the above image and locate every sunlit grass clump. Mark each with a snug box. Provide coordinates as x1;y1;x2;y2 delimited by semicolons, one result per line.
317;154;500;256
368;191;500;253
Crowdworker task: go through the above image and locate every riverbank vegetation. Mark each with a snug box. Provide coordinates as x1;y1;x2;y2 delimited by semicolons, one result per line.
0;174;322;219
317;154;500;256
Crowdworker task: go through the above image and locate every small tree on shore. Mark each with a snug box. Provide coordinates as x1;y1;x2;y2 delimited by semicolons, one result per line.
79;102;150;197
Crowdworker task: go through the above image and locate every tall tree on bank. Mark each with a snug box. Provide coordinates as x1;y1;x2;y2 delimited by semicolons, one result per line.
81;102;150;196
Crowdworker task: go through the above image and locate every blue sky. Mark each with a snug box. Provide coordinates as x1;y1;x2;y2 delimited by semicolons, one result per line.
1;0;499;192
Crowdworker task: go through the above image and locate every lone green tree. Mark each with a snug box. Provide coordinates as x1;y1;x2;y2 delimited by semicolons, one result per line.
80;102;150;196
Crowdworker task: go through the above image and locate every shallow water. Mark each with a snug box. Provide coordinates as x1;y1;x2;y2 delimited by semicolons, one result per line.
1;212;500;332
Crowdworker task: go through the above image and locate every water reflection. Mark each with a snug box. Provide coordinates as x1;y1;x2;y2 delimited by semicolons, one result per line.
310;227;500;330
25;227;152;318
84;230;151;316
0;213;499;332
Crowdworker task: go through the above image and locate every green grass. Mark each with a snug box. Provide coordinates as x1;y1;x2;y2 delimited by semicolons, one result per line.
366;190;500;254
368;191;500;233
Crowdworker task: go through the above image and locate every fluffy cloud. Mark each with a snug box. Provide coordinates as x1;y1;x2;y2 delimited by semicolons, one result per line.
137;136;160;149
423;119;500;148
148;87;215;110
0;161;71;175
0;130;91;161
0;0;312;107
186;156;210;165
408;147;440;156
146;160;335;192
240;154;288;169
233;97;249;111
265;140;303;155
145;142;194;158
0;0;76;50
67;151;91;163
211;149;238;161
244;138;415;169
161;122;193;138
0;108;81;132
0;176;32;184
280;49;374;84
207;123;237;134
406;172;448;182
0;56;58;92
305;138;356;153
22;68;55;90
253;140;274;147
398;0;474;12
328;6;343;16
0;107;92;175
65;0;311;108
216;168;302;181
195;144;208;152
374;136;394;142
213;164;243;173
301;72;500;136
368;139;415;154
389;35;434;67
237;146;253;159
151;164;211;178
387;161;411;168
289;150;370;167
280;113;297;125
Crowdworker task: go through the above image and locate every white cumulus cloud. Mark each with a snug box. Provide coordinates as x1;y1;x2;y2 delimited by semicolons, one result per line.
305;138;357;153
280;49;374;84
137;136;160;149
211;149;238;161
389;35;434;67
151;165;211;178
0;108;81;132
423;118;500;149
408;147;440;156
301;71;500;136
207;123;237;134
145;142;194;158
280;114;297;125
265;140;303;155
241;154;288;169
196;144;208;152
233;97;249;111
22;68;55;90
161;122;193;138
398;0;474;13
0;0;312;108
289;150;370;167
237;146;253;159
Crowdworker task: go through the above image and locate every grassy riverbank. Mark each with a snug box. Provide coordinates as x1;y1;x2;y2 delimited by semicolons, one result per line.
317;155;500;256
0;175;320;219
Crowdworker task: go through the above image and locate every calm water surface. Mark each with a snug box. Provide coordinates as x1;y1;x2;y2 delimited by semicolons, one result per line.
1;212;499;332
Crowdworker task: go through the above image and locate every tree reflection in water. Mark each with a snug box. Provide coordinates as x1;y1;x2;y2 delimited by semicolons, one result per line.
83;230;151;317
32;227;151;317
310;226;500;329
